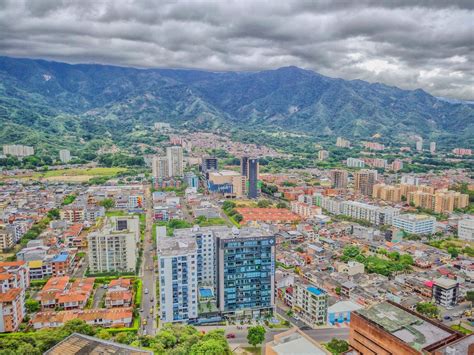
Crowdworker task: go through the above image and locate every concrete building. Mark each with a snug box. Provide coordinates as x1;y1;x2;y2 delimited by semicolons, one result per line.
327;300;363;325
430;142;436;154
240;156;249;177
247;158;259;199
166;146;184;177
318;150;329;161
265;327;330;355
184;172;199;189
392;214;436;235
458;218;474;241
201;156;218;176
157;233;198;323
409;189;469;213
87;216;140;273
329;169;348;189
432;277;459;308
207;170;246;197
336;137;350;148
335;261;365;276
2;145;34;157
59;149;71;164
293;280;328;328
346;157;365;168
341;201;399;225
354;169;377;196
0;224;14;250
152;156;169;179
154;122;171;130
350;301;462;354
416;138;423;152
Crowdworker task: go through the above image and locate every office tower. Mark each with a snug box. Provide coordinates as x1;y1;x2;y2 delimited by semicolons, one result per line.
318;150;329;161
458;218;474;241
152;156;169;178
430;141;436;154
166;146;184;177
354;169;377;196
87;216;140;273
248;158;259;198
240;156;249;178
346;157;365;168
416;139;423;152
215;227;275;316
201;156;218;176
432;278;459;307
59;149;71;164
329;169;348;188
158;234;198;323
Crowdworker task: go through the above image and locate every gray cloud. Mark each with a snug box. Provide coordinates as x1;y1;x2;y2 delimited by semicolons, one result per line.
0;0;472;99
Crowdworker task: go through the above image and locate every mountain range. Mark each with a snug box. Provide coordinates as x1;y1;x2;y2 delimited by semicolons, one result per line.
0;56;473;152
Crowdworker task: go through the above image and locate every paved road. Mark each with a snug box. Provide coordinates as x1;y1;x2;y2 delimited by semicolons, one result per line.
72;255;88;278
140;185;157;336
92;286;106;308
196;325;285;348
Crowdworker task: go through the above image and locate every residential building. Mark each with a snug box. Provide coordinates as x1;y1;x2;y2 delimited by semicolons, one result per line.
363;158;387;169
392;214;436;235
416;138;423;151
329;169;348;188
363;142;385;151
265;327;330;355
215;227;275;317
105;278;132;308
293;279;328;328
458;218;474;241
318;150;329;161
354;169;377;196
341;201;399;225
157;233;198;323
346;158;365;168
207;170;246;197
373;183;402;202
350;301;462;354
248;158;259;198
166;146;184;177
0;224;14;250
59;149;71;163
336;137;351;148
290;201;322;219
154;122;171;130
452;148;472;156
335;261;364;276
430;142;436;154
432;277;459;307
152;156;169;178
408;189;469;213
388;159;403;171
2;144;34;157
327;300;363;325
87;216;140;273
184;172;199;189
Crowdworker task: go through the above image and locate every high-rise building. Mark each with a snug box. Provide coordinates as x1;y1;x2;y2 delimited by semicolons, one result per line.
408;189;469;213
184;172;199;189
158;233;198;323
458;218;474;241
240;156;249;178
329;169;348;188
87;216;140;273
388;159;403;171
430;141;436;154
59;149;71;164
152;156;169;179
432;277;459;307
2;145;34;157
201;156;218;176
166;146;184;177
215;227;275;317
416;138;423;152
248;158;259;198
354;169;377;196
346;157;365;168
336;137;351;148
318;150;329;161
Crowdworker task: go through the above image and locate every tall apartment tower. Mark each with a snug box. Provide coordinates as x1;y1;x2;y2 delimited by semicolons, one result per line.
416;138;423;152
430;141;436;154
354;169;377;196
329;169;348;188
240;156;249;178
152;156;169;178
215;227;275;317
248;158;259;199
59;149;71;164
166;146;184;177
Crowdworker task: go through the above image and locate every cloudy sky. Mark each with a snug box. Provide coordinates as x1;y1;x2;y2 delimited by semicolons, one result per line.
0;0;473;99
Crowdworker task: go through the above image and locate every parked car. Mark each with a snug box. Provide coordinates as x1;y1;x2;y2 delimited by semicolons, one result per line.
144;288;149;294
226;333;236;339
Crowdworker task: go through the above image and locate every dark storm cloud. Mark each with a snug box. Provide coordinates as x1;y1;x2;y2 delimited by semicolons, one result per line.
0;0;472;99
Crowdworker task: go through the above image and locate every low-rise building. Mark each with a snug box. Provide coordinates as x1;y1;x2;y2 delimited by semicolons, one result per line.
392;214;436;235
432;277;459;308
458;218;474;241
293;280;328;328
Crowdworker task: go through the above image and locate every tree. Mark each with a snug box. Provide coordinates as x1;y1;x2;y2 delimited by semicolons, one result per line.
61;319;96;336
25;298;40;313
99;198;115;209
276;202;288;209
222;200;236;211
335;287;341;295
416;302;439;319
190;339;227;355
257;200;271;208
325;338;349;354
234;213;243;223
47;208;60;220
466;291;474;309
96;329;111;340
247;325;266;348
447;246;459;258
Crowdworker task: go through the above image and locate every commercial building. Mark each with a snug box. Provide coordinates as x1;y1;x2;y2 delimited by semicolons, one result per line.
327;300;363;325
458;218;474;241
207;170;246;197
2;144;34;157
318;150;329;161
166;146;184;177
432;277;459;307
87;216;140;273
392;214;436;235
336;137;351;148
215;227;275;317
350;301;462;354
247;158;259;198
152;156;169;178
329;169;348;188
157;233;198;323
354;169;377;196
346;157;365;168
201;156;218;176
59;149;71;163
293;280;328;328
265;327;330;355
184;172;199;189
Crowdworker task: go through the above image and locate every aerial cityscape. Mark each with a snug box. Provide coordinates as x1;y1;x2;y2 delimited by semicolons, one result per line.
0;1;473;355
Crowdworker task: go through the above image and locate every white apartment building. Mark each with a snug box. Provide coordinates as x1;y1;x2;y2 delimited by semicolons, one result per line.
87;216;140;273
59;149;71;163
392;214;436;235
341;201;399;225
416;138;423;151
346;157;365;168
293;280;328;328
2;145;34;157
430;142;436;154
158;234;198;323
167;146;184;177
458;218;474;241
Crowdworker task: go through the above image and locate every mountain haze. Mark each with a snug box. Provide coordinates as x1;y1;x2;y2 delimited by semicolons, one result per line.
0;56;473;149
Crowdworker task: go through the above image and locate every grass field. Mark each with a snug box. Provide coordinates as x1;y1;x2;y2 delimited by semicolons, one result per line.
21;167;128;182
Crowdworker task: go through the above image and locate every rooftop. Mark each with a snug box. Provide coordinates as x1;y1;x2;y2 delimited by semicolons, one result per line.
268;328;329;355
158;235;197;256
433;277;458;289
307;286;325;296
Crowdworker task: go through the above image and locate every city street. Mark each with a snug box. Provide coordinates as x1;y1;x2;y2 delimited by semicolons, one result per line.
140;185;157;336
196;325;285;348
